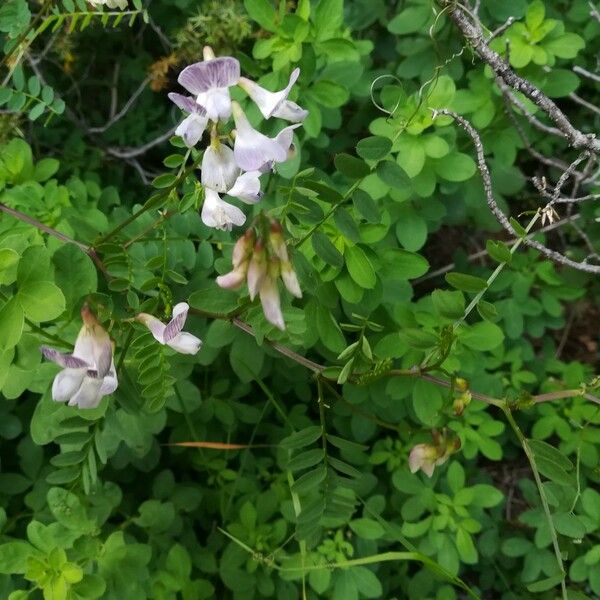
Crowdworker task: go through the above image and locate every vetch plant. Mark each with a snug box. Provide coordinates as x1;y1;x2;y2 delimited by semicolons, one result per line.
40;305;117;409
0;1;599;599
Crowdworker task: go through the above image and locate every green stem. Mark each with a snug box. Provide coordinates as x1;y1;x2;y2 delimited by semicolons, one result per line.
96;152;201;245
294;178;364;249
502;406;567;600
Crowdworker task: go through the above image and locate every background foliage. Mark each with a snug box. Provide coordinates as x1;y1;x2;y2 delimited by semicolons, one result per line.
0;0;599;598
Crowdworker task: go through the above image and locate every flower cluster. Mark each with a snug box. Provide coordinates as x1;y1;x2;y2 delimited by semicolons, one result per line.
217;220;301;330
41;303;200;410
169;46;307;231
408;429;461;478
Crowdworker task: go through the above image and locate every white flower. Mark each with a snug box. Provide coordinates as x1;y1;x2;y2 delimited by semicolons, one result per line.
259;262;285;331
169;93;208;147
41;306;117;409
232;101;287;171
227;170;263;204
201;188;246;231
238;68;308;123
201;142;240;193
136;302;202;355
177;49;240;121
408;443;440;478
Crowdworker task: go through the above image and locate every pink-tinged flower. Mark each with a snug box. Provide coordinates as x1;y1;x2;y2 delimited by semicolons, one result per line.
201;188;246;231
201;141;240;193
238;68;308;123
40;305;117;409
227;170;263;204
246;239;267;300
280;261;302;298
215;220;302;331
408;444;440;478
259;261;285;331
177;47;240;121
232;101;287;171
136;302;201;355
408;429;461;478
216;230;255;290
168;93;208;147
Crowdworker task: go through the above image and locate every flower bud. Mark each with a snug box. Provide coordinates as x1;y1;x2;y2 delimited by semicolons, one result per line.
269;220;289;262
247;239;267;300
232;229;255;268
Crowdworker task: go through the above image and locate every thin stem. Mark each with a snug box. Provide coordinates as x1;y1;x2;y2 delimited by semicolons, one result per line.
0;202;89;251
502;407;567;600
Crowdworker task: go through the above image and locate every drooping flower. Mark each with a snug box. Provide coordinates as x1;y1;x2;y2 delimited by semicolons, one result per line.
269;221;302;298
217;219;302;330
232;101;287;171
259;261;285;331
238;68;308;123
408;444;440;478
541;204;559;226
178;47;240;121
201;188;246;231
201;139;240;193
168;93;209;147
40;305;118;409
136;302;202;355
216;229;256;290
408;429;461;478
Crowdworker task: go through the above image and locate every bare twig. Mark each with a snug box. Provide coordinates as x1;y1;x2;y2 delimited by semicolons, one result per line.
89;76;150;133
413;214;584;284
568;92;600;117
106;127;177;159
573;65;600;84
442;2;600;154
433;109;600;274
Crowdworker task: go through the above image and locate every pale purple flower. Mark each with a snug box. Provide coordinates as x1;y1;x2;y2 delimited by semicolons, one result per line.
201;142;240;193
136;302;201;355
238;68;308;123
201;188;246;231
41;306;117;409
169;93;208;147
178;49;240;121
232;101;287;171
227;170;263;204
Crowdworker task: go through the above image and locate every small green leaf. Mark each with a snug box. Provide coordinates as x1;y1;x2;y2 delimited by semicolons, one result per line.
445;272;487;293
356;136;392;161
376;161;410;190
345;245;376;289
334;153;370;179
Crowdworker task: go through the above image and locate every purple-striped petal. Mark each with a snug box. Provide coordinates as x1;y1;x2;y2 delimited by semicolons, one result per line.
41;346;89;369
164;302;189;342
168;92;205;115
178;58;240;95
